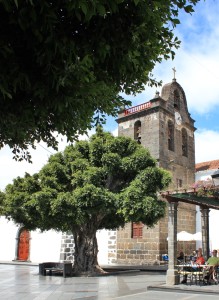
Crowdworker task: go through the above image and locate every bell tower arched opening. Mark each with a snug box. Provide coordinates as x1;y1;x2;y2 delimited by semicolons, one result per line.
168;120;174;151
134;120;141;144
182;128;188;157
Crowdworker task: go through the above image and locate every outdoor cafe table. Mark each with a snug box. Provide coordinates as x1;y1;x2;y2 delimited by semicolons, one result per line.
175;264;215;267
175;264;215;270
175;264;218;285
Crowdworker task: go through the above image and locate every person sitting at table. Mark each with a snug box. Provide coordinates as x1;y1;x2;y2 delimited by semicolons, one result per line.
192;251;205;266
190;250;197;263
205;249;219;283
177;251;184;263
181;251;205;284
207;249;219;265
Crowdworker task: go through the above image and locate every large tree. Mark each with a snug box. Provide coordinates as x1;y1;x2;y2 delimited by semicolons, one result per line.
0;0;200;160
3;128;171;275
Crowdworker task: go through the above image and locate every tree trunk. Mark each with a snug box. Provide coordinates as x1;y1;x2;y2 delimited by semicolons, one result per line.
72;222;106;276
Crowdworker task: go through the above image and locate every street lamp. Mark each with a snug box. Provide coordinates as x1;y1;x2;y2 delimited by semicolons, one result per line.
211;169;219;186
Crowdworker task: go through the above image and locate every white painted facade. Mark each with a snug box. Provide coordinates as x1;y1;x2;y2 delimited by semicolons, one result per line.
0;216;108;264
0;217;18;261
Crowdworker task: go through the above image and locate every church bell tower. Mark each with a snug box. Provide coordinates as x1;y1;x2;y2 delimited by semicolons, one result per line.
117;75;196;189
115;74;197;265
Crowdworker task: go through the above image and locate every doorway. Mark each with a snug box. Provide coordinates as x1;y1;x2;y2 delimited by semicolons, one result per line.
17;229;30;261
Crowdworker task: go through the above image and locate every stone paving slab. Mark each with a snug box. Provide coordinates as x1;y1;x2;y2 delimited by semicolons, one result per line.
1;263;219;299
0;264;165;300
148;283;219;295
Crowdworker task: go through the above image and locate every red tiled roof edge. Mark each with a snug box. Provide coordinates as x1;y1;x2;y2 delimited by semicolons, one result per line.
196;159;219;172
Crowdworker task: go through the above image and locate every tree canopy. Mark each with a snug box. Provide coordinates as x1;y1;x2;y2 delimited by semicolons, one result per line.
0;0;200;160
2;128;171;274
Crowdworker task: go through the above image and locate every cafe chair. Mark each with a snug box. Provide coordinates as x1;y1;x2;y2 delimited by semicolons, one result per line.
177;264;193;285
191;267;205;285
202;266;218;285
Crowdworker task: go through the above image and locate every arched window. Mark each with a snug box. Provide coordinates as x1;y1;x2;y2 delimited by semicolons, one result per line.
182;128;188;157
134;121;141;144
168;120;174;151
174;90;180;110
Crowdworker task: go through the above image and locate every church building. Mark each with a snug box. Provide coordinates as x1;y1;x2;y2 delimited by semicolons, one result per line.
112;76;197;265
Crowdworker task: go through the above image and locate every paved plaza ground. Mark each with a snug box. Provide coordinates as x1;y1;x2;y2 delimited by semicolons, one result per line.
1;264;219;299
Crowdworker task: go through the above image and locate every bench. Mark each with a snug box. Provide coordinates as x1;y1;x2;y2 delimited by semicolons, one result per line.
39;262;73;278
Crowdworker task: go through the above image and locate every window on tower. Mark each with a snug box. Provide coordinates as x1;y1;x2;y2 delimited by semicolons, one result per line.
176;178;183;189
173;90;180;110
134;120;141;144
168;120;174;151
182;128;188;157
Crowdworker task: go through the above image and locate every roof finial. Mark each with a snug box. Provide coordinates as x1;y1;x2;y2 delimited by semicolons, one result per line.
155;90;160;98
172;67;176;82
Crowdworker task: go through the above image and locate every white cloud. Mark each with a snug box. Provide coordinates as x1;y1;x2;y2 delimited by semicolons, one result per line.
123;50;219;116
133;1;219;115
169;51;219;115
195;129;219;163
0;145;51;191
143;46;219;116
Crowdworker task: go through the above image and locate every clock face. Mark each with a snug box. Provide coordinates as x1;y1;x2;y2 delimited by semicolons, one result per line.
175;111;182;125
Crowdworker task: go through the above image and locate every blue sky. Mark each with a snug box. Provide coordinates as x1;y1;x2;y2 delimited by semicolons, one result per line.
1;0;219;190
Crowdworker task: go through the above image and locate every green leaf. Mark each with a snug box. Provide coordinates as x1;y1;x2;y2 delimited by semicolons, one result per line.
97;4;106;15
81;2;87;15
184;5;194;13
14;0;18;8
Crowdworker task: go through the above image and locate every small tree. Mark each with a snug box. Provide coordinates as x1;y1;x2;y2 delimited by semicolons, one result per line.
3;128;171;275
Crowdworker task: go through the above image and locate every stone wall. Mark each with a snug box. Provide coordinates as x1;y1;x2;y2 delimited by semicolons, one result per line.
116;222;160;265
115;201;196;265
108;230;117;264
60;232;74;262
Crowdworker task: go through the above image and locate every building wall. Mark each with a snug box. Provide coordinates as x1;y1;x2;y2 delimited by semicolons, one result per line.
30;230;62;262
116;222;160;265
0;217;18;261
0;217;61;262
116;80;196;265
0;216;109;265
115;201;196;265
195;169;219;253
